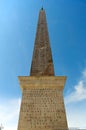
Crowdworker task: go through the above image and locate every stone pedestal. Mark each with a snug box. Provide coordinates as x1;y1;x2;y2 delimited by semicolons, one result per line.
18;76;68;130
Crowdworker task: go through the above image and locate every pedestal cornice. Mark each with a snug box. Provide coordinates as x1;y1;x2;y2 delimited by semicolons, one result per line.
18;76;67;91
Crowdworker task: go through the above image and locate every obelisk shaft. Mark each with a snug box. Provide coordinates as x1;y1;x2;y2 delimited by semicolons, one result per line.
30;9;54;76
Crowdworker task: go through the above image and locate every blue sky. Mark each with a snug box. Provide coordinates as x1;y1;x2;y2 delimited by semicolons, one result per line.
0;0;86;129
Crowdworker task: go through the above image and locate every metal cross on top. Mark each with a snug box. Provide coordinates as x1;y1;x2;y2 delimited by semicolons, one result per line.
0;124;4;130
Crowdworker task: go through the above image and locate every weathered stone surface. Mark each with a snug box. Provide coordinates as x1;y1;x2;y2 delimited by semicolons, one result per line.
17;8;68;130
18;76;66;90
18;77;68;130
30;9;54;76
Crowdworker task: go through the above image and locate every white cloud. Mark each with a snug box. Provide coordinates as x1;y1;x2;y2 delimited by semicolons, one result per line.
64;68;86;129
0;98;21;130
65;68;86;104
67;109;86;129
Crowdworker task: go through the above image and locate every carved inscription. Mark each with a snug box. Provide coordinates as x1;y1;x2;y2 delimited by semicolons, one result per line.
20;88;66;129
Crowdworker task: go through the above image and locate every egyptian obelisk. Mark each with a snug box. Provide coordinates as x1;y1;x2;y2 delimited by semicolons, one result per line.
18;8;68;130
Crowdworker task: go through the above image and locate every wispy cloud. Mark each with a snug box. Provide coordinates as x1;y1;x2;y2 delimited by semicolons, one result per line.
0;98;21;130
65;68;86;104
65;68;86;129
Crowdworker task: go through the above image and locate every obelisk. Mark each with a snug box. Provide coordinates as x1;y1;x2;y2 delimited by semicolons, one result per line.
18;8;68;130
